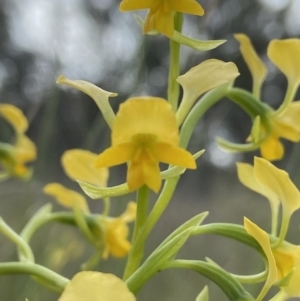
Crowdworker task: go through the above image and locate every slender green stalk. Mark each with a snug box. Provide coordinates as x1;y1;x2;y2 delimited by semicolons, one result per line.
123;185;149;280
180;84;232;148
192;223;261;250
271;212;290;249
123;177;179;280
231;270;267;284
276;80;298;114
0;217;34;262
132;186;149;242
20;210;98;244
0;262;69;293
168;13;183;111
162;260;255;301
102;197;111;217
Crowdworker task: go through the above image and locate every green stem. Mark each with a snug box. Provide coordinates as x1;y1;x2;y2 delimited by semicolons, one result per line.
180;84;232;148
20;210;98;244
192;223;261;250
276;80;298;114
132;186;149;242
0;262;69;293
231;270;267;284
123;177;179;280
123;186;149;280
162;260;255;301
226;88;270;118
271;211;290;249
0;217;34;262
168;13;183;111
102;197;110;217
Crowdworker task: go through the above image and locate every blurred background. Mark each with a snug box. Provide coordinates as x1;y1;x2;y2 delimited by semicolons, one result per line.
1;0;300;300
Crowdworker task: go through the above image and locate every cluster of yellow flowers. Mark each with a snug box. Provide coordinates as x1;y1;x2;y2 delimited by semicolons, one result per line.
1;1;300;301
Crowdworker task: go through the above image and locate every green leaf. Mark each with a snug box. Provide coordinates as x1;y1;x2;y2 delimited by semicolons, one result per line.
196;286;209;301
134;15;226;51
126;228;195;294
172;31;226;52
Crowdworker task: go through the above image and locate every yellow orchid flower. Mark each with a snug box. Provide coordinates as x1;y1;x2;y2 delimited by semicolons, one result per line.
0;104;36;179
61;149;109;187
95;97;196;192
235;34;300;161
119;0;204;37
244;218;278;301
176;59;240;125
237;157;300;241
58;271;136;301
44;182;136;259
101;202;137;259
259;102;300;161
245;218;300;301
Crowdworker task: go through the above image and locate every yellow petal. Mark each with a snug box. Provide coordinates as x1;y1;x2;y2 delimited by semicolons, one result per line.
170;0;204;16
267;39;300;85
61;149;109;187
155;142;196;168
144;7;174;37
254;157;300;216
56;75;117;129
237;162;279;208
102;202;136;259
95;144;133;168
276;244;300;297
244;218;278;297
176;59;239;125
260;135;284;161
127;148;161;192
13;135;37;163
58;271;136;301
43;183;89;213
273;118;300;142
234;34;267;98
277;101;300;132
119;0;154;11
120;201;137;223
112;97;179;146
0;104;28;134
103;219;131;258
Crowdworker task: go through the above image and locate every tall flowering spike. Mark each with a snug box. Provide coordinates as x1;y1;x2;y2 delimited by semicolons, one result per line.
267;39;300;88
101;202;137;259
95;97;196;192
56;75;117;129
119;0;204;37
245;218;300;300
234;34;267;99
58;271;136;301
61;149;109;187
176;59;239;125
43;183;89;213
244;218;278;300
